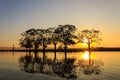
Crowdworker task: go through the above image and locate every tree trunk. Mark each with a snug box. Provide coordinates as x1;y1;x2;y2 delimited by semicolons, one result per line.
64;44;67;60
43;43;46;63
43;43;45;51
41;43;46;73
88;43;91;65
54;44;57;60
88;43;91;50
29;48;31;52
53;44;57;72
35;45;37;52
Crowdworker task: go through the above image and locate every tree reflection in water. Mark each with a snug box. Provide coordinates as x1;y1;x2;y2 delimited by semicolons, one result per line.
78;58;103;75
18;51;103;79
78;51;104;75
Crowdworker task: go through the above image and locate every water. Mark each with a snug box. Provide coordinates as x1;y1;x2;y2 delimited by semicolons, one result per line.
0;51;120;80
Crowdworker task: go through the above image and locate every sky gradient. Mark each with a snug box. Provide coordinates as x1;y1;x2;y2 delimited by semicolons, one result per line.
0;0;120;47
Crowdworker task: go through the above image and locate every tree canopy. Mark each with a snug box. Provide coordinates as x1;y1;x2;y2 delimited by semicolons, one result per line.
19;25;102;51
78;29;102;49
55;24;77;49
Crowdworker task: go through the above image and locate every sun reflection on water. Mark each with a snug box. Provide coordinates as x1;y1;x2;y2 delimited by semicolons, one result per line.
81;51;94;60
83;51;89;60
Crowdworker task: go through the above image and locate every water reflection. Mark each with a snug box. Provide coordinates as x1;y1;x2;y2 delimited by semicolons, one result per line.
18;51;103;79
78;51;104;75
78;58;103;75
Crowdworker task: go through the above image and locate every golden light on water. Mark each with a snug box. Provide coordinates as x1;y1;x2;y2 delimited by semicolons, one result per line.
83;51;89;60
81;51;94;60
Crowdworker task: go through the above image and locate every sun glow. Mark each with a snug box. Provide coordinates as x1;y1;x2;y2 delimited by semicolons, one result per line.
83;51;89;60
81;51;94;60
83;37;88;43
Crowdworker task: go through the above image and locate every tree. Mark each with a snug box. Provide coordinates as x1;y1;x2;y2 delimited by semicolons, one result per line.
19;37;33;50
55;24;77;59
37;28;53;62
19;28;41;51
78;29;102;50
37;28;53;51
50;27;60;60
52;28;59;50
56;24;77;50
78;29;102;65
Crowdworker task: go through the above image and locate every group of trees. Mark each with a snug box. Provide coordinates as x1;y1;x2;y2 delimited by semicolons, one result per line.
19;24;101;51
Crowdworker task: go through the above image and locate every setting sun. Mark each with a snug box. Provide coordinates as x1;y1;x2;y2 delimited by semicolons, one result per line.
83;37;89;43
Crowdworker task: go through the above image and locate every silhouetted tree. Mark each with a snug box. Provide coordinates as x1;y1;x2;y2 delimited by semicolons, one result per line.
55;24;77;59
37;28;53;62
52;31;59;50
78;29;102;65
36;28;53;51
78;29;102;50
51;27;60;60
19;36;33;50
19;28;41;51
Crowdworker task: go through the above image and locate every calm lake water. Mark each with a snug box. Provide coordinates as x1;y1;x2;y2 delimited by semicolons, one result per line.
0;51;120;80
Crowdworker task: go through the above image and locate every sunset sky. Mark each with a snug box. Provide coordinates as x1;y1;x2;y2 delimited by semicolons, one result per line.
0;0;120;47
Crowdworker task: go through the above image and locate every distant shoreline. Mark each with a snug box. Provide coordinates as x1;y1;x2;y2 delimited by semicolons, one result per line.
0;47;120;52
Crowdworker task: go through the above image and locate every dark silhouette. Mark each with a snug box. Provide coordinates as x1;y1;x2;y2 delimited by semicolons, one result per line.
77;29;102;64
51;27;60;60
37;28;53;63
19;36;33;50
18;52;103;79
19;28;53;52
78;29;102;50
19;52;78;79
78;57;103;75
19;28;41;51
55;24;77;59
19;24;78;61
19;52;33;72
37;28;53;51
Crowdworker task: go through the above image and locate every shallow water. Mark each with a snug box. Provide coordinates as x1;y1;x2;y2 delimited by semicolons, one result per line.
0;51;120;80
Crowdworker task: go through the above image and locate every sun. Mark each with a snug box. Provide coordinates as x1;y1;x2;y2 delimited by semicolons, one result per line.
83;51;89;60
83;37;88;43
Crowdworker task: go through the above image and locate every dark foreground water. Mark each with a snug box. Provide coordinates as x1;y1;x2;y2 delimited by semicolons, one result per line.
0;51;120;80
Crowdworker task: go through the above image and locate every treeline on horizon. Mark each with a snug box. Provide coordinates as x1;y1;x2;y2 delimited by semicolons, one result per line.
19;24;101;52
1;47;120;52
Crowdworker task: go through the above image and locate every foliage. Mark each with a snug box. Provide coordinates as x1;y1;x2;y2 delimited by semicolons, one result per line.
19;25;101;50
55;24;77;49
19;28;54;50
19;37;33;49
78;29;102;49
38;28;53;49
19;28;40;49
